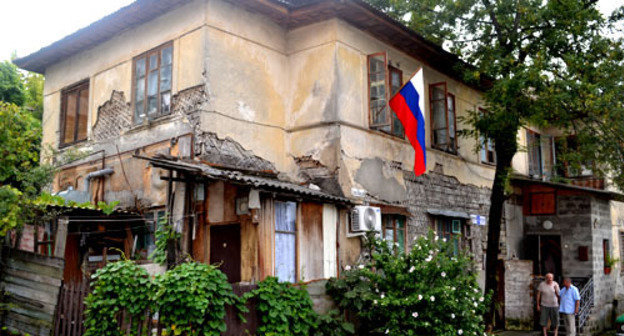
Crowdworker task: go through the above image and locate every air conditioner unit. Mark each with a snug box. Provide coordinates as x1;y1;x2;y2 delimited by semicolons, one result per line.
350;206;382;235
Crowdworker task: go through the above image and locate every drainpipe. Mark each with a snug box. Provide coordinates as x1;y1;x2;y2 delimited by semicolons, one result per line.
84;168;114;197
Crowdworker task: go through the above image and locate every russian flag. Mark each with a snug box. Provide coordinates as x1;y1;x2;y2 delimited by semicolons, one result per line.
389;68;426;176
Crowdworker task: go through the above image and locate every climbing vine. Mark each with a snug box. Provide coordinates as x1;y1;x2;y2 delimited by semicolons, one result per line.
84;259;154;336
154;262;247;336
149;213;180;265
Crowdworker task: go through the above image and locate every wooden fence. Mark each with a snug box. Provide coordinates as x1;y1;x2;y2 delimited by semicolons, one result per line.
0;248;64;336
51;282;258;336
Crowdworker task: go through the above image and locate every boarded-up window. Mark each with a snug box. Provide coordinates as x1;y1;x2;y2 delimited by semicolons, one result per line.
60;80;89;147
383;215;406;253
275;201;297;283
133;43;173;124
368;53;404;138
430;82;456;153
527;130;542;177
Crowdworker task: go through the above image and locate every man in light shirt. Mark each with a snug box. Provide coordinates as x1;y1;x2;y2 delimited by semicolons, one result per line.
537;273;560;336
559;277;581;336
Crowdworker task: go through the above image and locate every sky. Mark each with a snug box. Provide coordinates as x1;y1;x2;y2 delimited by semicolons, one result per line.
0;0;622;63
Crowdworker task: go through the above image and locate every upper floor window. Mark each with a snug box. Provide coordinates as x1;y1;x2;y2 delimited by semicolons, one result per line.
429;83;456;153
383;215;406;253
479;108;496;165
368;53;405;138
526;129;542;177
133;43;173;124
60;80;89;147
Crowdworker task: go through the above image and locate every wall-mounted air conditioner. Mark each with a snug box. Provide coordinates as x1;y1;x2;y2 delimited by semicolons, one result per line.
349;206;381;236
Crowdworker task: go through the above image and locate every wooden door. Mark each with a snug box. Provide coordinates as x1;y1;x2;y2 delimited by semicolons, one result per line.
210;224;241;283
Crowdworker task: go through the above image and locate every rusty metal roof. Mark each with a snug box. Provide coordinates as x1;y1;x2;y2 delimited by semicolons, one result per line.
138;155;352;203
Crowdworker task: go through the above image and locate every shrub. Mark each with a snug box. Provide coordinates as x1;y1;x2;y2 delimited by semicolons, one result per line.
326;232;488;336
244;276;318;336
154;262;247;336
84;260;154;336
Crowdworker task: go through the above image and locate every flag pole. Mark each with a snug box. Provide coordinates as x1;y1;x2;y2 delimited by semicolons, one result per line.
389;66;423;101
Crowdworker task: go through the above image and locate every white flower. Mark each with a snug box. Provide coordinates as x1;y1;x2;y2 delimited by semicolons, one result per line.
441;272;446;277
479;296;484;302
374;300;378;305
385;329;389;334
381;293;385;299
442;238;447;242
451;287;456;291
358;264;365;270
430;295;435;302
409;266;415;273
473;302;478;307
473;288;479;293
418;294;423;300
425;256;432;262
458;330;463;335
451;313;455;319
345;265;351;271
435;236;439;241
412;312;419;318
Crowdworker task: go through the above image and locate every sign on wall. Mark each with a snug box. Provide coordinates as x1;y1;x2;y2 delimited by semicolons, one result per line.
470;214;487;226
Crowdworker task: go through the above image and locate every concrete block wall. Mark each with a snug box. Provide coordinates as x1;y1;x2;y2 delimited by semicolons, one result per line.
504;260;533;331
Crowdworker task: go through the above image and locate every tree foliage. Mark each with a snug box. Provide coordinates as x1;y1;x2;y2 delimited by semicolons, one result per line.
364;0;624;326
0;61;25;107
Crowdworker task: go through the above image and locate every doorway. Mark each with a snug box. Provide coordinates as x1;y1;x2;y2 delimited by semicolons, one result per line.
525;234;562;280
210;224;241;283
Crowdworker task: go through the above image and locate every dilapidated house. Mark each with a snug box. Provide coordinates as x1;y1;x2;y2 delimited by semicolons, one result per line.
6;0;624;335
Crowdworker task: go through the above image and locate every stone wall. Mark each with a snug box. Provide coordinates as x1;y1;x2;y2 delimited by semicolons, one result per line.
504;260;533;331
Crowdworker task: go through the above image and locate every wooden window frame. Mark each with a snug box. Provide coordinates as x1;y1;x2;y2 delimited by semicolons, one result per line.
431;217;466;255
526;129;543;177
367;52;405;139
132;41;173;124
59;80;89;148
383;215;407;253
429;82;457;154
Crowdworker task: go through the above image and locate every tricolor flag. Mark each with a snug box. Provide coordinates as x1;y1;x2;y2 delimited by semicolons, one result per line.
389;67;426;175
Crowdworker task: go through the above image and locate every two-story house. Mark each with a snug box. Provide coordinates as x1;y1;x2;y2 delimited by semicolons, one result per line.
10;0;624;334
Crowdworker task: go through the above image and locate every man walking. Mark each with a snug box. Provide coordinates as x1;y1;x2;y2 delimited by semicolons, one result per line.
559;277;581;336
537;273;560;336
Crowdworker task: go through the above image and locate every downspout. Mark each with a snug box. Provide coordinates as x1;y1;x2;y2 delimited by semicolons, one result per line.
84;168;114;199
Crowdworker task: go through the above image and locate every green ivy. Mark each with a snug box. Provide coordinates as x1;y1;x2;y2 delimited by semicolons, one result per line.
243;277;318;336
149;214;179;264
326;231;489;336
154;262;247;336
84;260;154;336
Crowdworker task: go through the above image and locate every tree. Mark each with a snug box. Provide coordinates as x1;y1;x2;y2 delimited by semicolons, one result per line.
0;61;25;106
364;0;624;327
21;72;44;120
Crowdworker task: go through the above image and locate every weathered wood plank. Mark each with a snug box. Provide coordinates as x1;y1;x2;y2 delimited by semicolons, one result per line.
54;218;68;258
3;273;61;294
3;282;59;305
6;257;64;279
4;266;63;287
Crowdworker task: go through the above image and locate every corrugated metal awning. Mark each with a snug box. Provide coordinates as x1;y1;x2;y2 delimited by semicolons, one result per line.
136;156;352;204
426;208;470;219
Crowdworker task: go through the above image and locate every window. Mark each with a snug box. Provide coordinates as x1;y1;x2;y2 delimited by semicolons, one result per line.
433;217;464;255
133;210;166;260
555;136;594;177
479;108;496;165
133;43;173;124
603;239;611;273
368;53;405;138
526;130;542;177
383;215;406;253
429;83;456;153
60;80;89;147
275;201;297;283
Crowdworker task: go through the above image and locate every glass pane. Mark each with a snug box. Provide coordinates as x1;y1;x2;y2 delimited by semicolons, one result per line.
392;114;404;137
432;101;446;129
371;101;387;125
432;86;445;100
63;92;77;144
162;46;172;65
134;100;145;123
396;217;405;228
275;232;296;283
161;91;171;115
148;70;159;96
77;88;89;141
160;64;172;92
136;79;145;103
149;53;158;70
135;57;146;78
147;96;158;116
384;229;394;243
396;229;405;253
434;129;448;146
390;70;402;94
369;55;385;73
275;201;296;232
447;95;456;137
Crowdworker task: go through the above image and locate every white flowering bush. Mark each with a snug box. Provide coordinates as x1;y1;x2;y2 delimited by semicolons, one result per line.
326;231;488;336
